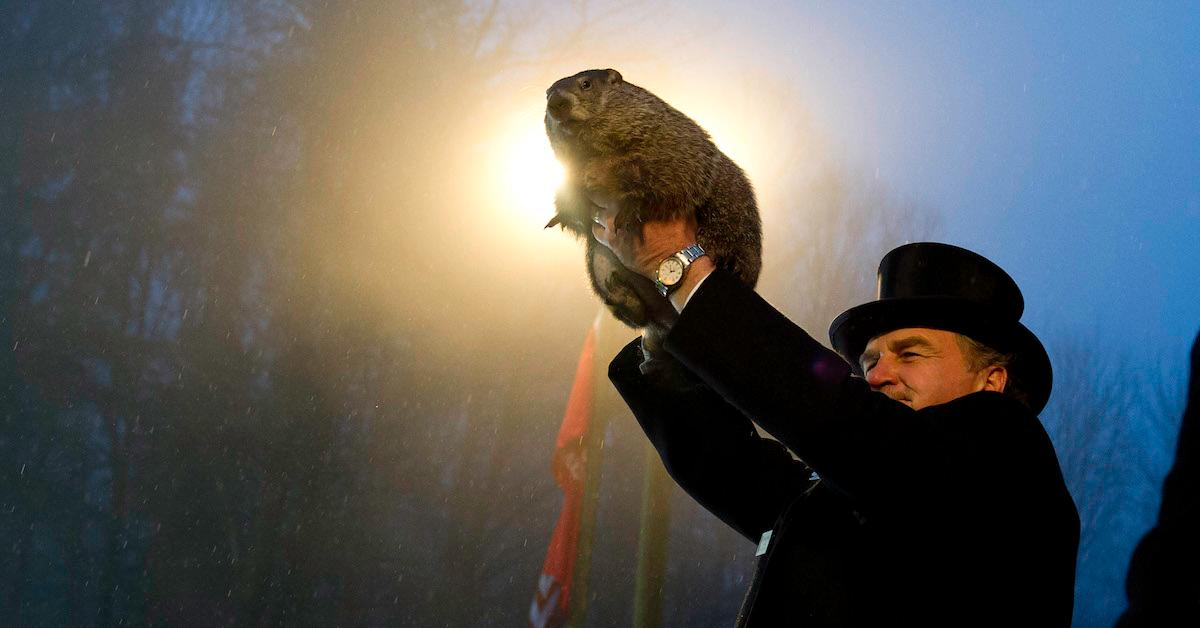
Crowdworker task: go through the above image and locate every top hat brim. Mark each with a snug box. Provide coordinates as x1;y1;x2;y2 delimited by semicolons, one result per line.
829;296;1052;414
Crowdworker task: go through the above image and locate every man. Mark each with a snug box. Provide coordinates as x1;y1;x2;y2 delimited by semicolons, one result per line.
591;208;1080;626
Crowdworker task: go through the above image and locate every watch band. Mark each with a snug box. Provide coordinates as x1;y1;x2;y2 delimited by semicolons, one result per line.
677;243;705;265
655;243;707;297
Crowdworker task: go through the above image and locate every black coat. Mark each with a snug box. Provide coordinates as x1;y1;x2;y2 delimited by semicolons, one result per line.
609;270;1080;627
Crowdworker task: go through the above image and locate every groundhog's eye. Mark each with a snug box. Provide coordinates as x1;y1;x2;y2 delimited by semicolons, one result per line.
580;79;592;90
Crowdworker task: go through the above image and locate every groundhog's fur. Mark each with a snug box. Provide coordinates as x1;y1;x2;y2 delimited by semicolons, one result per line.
543;68;761;330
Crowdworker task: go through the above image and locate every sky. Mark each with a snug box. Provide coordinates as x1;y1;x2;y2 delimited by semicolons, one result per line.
684;1;1200;360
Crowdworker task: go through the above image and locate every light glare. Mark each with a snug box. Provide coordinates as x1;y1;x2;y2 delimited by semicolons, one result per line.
505;126;564;226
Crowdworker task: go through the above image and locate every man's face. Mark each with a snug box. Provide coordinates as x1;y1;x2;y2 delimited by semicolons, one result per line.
859;327;996;410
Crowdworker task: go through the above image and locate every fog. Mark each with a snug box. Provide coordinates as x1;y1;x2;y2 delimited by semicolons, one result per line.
2;2;1194;626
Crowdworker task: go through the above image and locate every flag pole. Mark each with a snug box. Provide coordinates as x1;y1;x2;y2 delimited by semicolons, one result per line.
566;310;610;627
633;443;671;627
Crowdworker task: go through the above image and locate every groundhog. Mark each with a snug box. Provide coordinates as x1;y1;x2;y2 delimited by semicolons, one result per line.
543;68;761;334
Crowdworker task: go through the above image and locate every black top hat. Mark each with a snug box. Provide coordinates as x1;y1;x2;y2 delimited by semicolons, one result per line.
828;242;1052;413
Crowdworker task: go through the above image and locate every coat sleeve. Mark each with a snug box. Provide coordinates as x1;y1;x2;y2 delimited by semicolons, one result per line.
662;270;969;512
609;338;814;543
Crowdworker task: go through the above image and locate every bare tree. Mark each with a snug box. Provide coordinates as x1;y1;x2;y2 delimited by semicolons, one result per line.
1040;334;1187;627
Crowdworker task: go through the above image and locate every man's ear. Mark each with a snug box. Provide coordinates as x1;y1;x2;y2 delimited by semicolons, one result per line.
980;365;1009;393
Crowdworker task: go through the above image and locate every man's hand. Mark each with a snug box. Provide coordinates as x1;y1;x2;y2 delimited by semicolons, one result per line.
590;199;714;311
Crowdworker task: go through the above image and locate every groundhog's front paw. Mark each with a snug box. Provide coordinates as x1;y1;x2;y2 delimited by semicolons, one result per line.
552;186;594;236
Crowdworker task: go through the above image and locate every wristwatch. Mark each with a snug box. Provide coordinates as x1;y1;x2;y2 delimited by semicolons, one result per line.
655;244;706;297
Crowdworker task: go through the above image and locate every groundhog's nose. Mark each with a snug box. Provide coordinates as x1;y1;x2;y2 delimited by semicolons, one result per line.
546;91;572;122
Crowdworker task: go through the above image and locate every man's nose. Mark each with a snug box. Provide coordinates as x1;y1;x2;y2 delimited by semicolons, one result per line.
865;358;897;389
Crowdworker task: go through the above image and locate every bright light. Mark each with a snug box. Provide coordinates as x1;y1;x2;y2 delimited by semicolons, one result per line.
503;123;565;226
471;107;579;269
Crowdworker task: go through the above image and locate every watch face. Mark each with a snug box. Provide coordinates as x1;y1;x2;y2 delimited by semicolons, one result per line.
658;257;685;285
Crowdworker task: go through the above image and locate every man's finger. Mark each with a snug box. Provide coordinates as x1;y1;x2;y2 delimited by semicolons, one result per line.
591;203;612;227
592;220;608;246
591;204;616;247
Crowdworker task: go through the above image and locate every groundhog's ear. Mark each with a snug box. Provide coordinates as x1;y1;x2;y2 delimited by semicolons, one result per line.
605;69;623;85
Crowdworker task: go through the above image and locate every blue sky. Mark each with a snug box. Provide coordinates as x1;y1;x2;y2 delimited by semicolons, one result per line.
714;2;1200;356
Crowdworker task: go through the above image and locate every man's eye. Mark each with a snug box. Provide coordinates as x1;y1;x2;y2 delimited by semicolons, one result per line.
900;351;920;359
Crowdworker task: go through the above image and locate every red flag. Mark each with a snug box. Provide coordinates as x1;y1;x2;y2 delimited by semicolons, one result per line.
530;324;596;628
